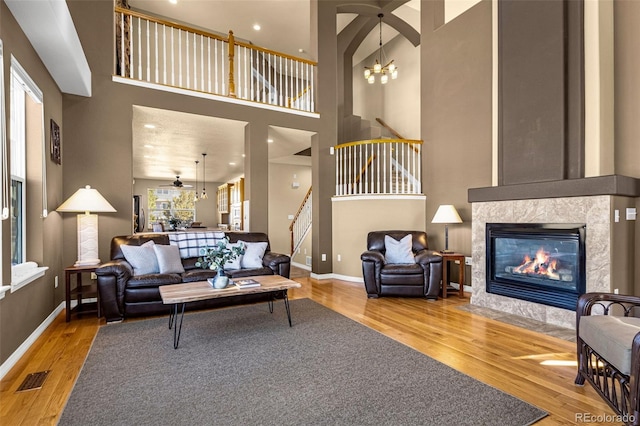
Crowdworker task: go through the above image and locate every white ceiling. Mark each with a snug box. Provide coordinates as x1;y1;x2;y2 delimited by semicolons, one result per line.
128;0;313;60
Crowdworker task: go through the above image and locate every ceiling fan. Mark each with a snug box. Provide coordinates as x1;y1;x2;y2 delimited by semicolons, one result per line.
160;176;193;188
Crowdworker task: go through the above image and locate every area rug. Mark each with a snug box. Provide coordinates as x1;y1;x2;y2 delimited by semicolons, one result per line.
59;299;547;425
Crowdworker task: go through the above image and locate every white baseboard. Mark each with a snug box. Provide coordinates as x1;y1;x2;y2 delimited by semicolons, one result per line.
448;282;472;293
0;301;65;381
309;272;364;283
291;261;311;271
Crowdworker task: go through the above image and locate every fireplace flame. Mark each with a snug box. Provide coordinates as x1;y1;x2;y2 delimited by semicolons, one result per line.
513;248;560;280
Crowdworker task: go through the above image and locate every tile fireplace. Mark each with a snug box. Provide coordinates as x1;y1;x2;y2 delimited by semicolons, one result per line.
470;196;612;329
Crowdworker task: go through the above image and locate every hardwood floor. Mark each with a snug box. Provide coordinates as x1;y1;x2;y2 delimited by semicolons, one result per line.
1;277;615;425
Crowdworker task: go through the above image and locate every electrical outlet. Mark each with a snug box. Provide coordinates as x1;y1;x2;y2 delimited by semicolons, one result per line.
614;209;620;223
305;256;312;266
91;272;97;280
465;257;472;266
614;288;619;295
54;276;58;288
337;254;341;262
626;208;637;221
321;253;326;261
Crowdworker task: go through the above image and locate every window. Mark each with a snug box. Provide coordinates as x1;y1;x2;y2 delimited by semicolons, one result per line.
147;188;196;228
0;40;8;298
9;56;48;291
10;61;27;266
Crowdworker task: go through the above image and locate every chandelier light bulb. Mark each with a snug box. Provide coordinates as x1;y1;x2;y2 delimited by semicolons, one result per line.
392;69;398;79
389;63;396;72
381;73;388;84
374;62;382;74
364;69;371;78
368;75;375;84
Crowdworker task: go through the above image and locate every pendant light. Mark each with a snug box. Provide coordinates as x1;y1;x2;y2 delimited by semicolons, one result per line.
193;160;199;202
200;153;208;200
363;13;398;85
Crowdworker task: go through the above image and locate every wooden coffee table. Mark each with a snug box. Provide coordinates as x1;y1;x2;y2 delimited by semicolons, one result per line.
159;275;302;348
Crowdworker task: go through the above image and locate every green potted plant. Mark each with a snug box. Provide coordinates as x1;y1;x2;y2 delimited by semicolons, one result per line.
195;237;245;288
168;216;182;230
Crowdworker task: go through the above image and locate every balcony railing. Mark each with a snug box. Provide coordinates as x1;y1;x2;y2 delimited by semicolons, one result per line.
114;6;316;113
334;139;422;196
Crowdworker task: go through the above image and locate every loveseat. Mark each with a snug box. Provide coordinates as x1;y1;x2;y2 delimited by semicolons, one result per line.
96;231;291;322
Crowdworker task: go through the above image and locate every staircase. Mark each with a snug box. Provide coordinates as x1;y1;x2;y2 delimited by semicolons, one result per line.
289;186;312;256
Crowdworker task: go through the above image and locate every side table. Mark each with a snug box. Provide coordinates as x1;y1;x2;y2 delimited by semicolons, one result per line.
65;265;101;322
440;252;465;298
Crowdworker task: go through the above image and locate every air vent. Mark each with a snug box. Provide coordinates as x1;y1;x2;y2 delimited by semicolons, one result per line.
16;370;50;392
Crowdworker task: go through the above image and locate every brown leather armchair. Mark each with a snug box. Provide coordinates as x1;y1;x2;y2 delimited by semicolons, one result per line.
361;230;443;299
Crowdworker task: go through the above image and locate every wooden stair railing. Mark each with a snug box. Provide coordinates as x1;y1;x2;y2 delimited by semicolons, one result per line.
375;117;405;139
289;186;312;255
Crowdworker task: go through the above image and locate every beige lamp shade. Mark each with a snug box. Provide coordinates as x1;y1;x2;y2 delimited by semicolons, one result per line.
57;185;116;214
431;205;462;252
57;185;116;266
431;205;462;224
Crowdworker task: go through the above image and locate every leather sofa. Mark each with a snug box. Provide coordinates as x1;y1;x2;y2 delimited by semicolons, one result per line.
96;231;291;322
361;230;443;299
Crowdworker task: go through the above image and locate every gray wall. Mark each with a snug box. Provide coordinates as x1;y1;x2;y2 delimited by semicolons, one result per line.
614;0;640;291
0;3;64;364
421;0;493;254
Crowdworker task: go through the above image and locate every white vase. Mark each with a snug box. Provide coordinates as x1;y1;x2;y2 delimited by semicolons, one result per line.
212;268;229;289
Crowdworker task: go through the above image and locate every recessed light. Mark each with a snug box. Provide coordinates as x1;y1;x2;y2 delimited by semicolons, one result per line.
242;154;246;158
298;49;305;53
267;138;274;143
144;144;154;148
253;24;261;31
143;155;153;158
144;124;156;129
229;162;236;166
168;0;178;4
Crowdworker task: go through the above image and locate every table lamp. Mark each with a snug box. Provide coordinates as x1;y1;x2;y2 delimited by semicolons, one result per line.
431;204;462;253
57;185;116;266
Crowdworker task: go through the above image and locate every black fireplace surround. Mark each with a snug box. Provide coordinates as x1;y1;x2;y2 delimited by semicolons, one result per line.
486;223;586;310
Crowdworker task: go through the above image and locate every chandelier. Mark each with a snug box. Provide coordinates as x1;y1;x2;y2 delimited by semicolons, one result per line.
363;13;398;85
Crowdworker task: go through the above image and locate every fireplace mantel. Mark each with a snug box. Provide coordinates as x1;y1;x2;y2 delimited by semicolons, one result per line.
468;175;640;203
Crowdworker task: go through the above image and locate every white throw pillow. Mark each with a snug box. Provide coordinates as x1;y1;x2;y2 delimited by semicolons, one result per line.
153;244;185;274
239;241;268;269
224;242;244;270
384;234;416;264
120;241;160;275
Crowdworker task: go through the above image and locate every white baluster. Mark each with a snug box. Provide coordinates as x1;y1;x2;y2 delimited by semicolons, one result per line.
214;39;218;94
146;19;150;82
154;22;158;83
178;30;182;87
170;27;175;86
207;37;211;93
162;25;167;84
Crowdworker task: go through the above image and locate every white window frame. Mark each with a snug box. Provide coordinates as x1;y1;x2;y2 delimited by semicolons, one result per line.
9;56;48;292
0;40;9;299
